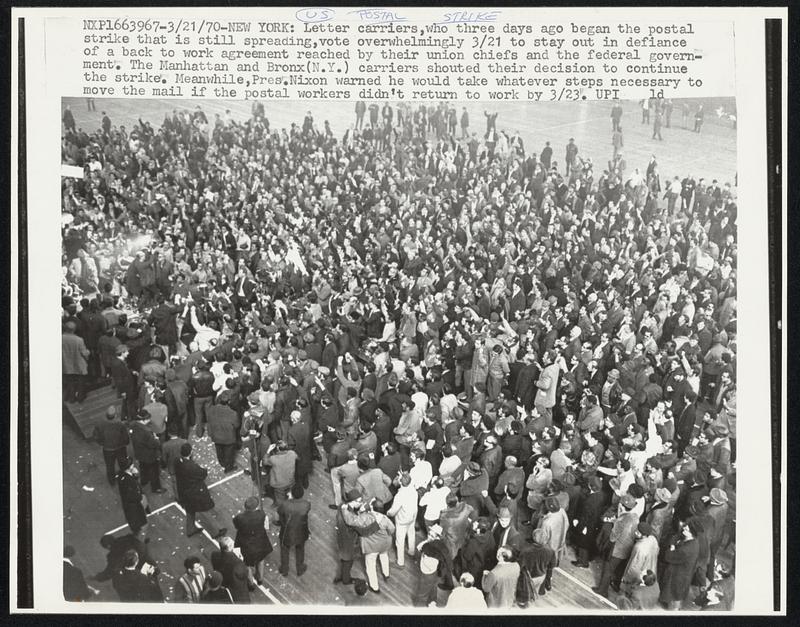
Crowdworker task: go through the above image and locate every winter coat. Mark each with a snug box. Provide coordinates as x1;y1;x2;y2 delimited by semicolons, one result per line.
440;502;476;560
233;509;273;566
659;537;699;604
572;490;606;551
175;457;215;513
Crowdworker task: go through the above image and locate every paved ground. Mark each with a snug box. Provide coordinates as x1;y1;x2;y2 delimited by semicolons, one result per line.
63;96;737;185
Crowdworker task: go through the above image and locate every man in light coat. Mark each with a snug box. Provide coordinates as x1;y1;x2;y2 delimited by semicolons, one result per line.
482;546;520;608
63;320;90;402
594;494;639;598
386;472;418;566
534;350;561;427
621;522;660;588
536;496;569;592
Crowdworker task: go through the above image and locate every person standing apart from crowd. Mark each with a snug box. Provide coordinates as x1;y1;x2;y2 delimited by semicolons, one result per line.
277;484;311;577
175;442;228;539
653;110;664;141
612;125;624;158
117;457;148;537
694;104;705;132
63;105;76;132
565;138;579;176
233;496;273;587
611;100;623;131
355;101;366;130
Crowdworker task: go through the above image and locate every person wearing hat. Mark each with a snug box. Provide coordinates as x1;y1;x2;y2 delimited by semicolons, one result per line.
621;522;659;591
571;475;607;568
536;496;569;592
130;409;165;494
92;405;131;485
490;504;522;558
705;487;730;582
594;493;639;598
459;460;489;514
646;487;675;543
232;496;273;587
200;570;234;604
62;319;90;403
494;455;525;509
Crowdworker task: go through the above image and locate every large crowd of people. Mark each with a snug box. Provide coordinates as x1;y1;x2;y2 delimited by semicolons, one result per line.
61;97;737;610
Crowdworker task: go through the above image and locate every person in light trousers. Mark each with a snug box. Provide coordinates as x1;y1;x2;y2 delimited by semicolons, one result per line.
341;498;396;593
386;472;418;566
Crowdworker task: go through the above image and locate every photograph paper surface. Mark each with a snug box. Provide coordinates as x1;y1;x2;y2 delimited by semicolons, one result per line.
10;5;786;616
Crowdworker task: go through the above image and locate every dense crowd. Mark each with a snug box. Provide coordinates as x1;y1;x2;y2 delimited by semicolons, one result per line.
61;98;737;610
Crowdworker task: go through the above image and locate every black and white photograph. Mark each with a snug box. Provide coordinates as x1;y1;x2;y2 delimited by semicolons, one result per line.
58;95;739;610
11;4;786;618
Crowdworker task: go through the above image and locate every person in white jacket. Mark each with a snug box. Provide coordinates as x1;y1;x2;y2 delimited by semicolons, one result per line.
186;304;220;352
446;573;487;610
386;472;418;566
